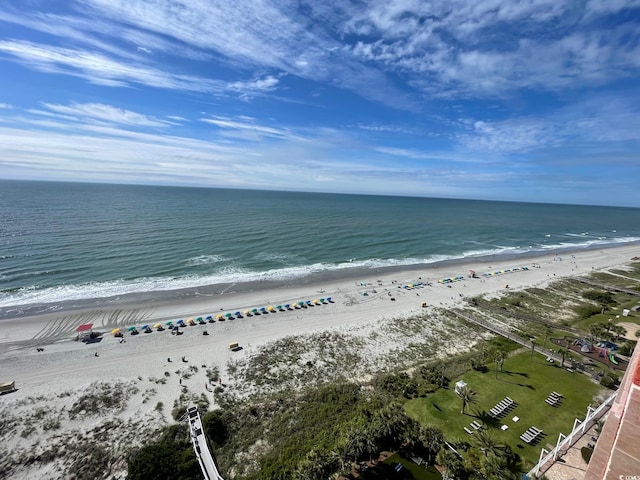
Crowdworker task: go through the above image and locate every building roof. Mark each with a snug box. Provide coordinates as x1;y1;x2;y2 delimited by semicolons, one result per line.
584;345;640;480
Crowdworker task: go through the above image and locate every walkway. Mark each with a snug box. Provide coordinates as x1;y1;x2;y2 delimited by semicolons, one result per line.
186;406;225;480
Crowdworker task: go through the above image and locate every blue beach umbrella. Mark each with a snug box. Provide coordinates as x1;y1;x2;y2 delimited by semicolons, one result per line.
234;311;241;317
260;307;267;313
284;303;290;309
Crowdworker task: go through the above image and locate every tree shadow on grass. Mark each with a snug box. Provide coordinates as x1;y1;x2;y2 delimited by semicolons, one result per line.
469;409;502;428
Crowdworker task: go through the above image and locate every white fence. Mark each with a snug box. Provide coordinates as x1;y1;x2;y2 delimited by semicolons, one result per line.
528;391;617;478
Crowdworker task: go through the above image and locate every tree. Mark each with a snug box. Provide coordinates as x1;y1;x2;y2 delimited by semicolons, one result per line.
437;449;465;480
456;384;477;414
473;430;504;458
589;323;605;342
494;350;506;372
609;324;627;341
559;346;569;368
419;425;444;465
530;338;536;361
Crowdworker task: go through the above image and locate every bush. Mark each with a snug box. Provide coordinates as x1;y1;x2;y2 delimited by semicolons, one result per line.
600;374;619;389
618;341;636;357
581;446;594;464
575;305;601;319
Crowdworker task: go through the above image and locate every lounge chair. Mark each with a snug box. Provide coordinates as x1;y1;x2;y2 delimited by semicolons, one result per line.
520;433;534;443
505;396;514;403
464;427;474;434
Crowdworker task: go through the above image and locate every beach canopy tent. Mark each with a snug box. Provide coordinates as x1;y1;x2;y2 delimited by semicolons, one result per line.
76;323;94;341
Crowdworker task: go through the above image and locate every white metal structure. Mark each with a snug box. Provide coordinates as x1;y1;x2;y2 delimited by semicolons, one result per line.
186;406;225;480
528;391;616;478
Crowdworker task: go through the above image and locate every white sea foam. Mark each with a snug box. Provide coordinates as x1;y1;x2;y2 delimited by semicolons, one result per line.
1;236;639;308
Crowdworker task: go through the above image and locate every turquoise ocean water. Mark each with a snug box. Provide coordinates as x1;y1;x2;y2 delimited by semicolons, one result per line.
1;180;640;317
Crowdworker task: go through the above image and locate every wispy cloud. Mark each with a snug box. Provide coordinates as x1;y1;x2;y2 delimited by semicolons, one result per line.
0;40;226;92
0;103;12;109
39;102;173;128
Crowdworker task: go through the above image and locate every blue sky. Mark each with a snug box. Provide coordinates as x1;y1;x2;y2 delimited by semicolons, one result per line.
0;1;639;207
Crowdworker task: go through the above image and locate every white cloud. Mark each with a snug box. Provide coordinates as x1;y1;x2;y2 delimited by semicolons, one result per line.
0;40;226;93
0;103;12;109
40;102;172;128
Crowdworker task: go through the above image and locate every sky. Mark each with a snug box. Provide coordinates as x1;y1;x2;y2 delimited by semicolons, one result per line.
0;1;639;207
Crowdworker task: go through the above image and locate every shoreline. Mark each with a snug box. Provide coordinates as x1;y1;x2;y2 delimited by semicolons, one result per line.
1;243;639;353
2;240;638;321
0;242;638;479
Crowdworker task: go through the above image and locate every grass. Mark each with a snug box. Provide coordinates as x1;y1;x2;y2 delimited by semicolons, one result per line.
382;453;442;479
404;350;604;471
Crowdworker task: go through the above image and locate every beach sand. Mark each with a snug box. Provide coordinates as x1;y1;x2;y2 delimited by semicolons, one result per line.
1;244;639;479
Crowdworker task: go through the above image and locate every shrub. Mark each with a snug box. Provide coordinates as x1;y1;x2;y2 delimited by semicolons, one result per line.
575;305;601;319
581;446;594;464
600;374;619;389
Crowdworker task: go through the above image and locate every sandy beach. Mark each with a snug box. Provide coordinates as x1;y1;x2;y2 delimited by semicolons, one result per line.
1;244;639;479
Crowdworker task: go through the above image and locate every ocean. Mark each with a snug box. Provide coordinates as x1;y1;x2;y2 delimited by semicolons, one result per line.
1;180;640;318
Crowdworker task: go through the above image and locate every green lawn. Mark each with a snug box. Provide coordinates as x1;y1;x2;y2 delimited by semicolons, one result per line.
404;351;604;471
382;453;442;479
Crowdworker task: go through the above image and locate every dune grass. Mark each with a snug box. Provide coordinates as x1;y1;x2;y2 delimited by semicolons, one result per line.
404;350;604;471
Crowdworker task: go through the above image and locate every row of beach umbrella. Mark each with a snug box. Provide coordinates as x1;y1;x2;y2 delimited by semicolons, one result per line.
111;297;333;336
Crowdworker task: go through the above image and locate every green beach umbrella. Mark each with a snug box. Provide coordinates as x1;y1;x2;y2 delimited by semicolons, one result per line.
127;326;137;331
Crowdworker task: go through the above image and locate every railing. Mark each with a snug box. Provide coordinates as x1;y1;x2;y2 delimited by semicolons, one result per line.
528;392;617;478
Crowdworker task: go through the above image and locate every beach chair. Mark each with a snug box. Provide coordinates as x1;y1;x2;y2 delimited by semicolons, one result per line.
505;397;514;404
464;427;474;434
545;398;558;406
552;391;562;398
520;433;533;443
471;421;482;430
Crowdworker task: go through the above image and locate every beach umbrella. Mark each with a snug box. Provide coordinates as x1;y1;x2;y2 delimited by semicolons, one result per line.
216;314;224;320
297;301;304;306
319;298;325;303
260;307;267;312
111;328;121;335
196;317;203;322
153;323;162;328
276;304;282;310
205;315;213;320
225;312;233;318
284;303;290;309
244;309;251;316
127;326;137;331
141;325;149;330
251;308;258;314
165;321;173;326
187;318;195;324
234;311;241;316
327;297;332;302
306;300;312;305
267;305;275;312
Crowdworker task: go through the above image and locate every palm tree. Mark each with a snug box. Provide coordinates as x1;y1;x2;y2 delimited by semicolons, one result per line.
456;384;477;414
473;430;504;458
495;350;506;372
437;449;464;480
609;324;627;341
558;346;570;368
589;323;605;342
420;425;444;465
